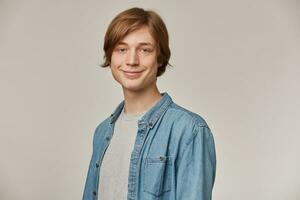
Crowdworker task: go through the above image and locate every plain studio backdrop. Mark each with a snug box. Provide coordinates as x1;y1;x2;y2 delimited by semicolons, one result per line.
0;0;299;199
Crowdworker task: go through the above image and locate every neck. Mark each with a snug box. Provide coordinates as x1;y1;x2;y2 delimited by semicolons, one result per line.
122;84;162;114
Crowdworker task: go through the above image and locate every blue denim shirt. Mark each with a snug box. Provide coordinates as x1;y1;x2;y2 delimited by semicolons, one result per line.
83;92;216;200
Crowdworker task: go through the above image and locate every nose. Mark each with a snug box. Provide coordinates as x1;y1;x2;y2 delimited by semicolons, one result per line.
126;49;139;66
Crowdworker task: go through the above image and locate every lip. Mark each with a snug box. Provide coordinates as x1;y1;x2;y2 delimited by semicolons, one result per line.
122;70;143;79
124;70;143;73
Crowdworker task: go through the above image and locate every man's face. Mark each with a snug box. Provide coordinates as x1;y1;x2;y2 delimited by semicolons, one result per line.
110;26;160;93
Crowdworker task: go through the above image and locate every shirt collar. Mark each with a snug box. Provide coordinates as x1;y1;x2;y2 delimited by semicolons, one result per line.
109;92;173;129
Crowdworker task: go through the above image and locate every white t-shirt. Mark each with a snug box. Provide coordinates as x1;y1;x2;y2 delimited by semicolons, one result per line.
98;107;146;200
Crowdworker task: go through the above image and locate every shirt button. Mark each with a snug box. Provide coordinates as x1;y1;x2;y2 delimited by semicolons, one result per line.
93;191;97;196
105;136;110;141
95;163;99;168
159;156;165;161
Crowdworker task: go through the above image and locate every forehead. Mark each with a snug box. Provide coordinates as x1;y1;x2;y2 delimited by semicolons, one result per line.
118;26;156;46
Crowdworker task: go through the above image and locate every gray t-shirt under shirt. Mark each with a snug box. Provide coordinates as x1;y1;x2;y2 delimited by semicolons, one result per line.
98;107;146;200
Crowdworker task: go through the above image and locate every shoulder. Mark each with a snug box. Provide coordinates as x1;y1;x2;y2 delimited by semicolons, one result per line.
166;102;209;128
163;102;213;144
164;103;216;166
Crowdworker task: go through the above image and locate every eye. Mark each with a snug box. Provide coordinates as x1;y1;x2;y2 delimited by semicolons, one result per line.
116;47;127;53
140;48;152;53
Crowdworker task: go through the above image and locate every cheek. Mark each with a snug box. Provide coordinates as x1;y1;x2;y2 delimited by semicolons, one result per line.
143;55;158;67
111;53;122;66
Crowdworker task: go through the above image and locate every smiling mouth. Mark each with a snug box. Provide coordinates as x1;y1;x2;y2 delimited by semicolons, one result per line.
122;70;143;78
123;70;143;73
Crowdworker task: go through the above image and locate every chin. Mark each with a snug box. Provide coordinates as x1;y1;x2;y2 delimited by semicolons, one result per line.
122;84;143;92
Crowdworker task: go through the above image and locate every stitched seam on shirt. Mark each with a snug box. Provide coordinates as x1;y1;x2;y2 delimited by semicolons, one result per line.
176;120;208;167
204;126;216;172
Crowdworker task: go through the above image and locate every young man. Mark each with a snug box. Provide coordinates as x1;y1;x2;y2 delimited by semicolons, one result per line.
83;7;216;200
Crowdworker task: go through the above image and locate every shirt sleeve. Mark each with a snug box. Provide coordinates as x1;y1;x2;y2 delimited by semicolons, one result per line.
175;125;217;200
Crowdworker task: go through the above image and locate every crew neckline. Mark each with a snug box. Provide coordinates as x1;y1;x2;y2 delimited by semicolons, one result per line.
120;106;147;121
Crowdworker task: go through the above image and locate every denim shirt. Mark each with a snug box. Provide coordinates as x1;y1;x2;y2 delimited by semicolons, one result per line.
83;92;217;200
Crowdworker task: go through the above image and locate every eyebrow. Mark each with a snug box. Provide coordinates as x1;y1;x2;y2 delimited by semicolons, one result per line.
116;42;154;47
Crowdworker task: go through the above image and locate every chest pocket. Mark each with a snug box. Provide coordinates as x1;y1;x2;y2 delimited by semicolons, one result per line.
143;155;173;196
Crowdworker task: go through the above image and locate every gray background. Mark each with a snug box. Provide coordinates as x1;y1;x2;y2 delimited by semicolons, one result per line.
0;0;299;199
